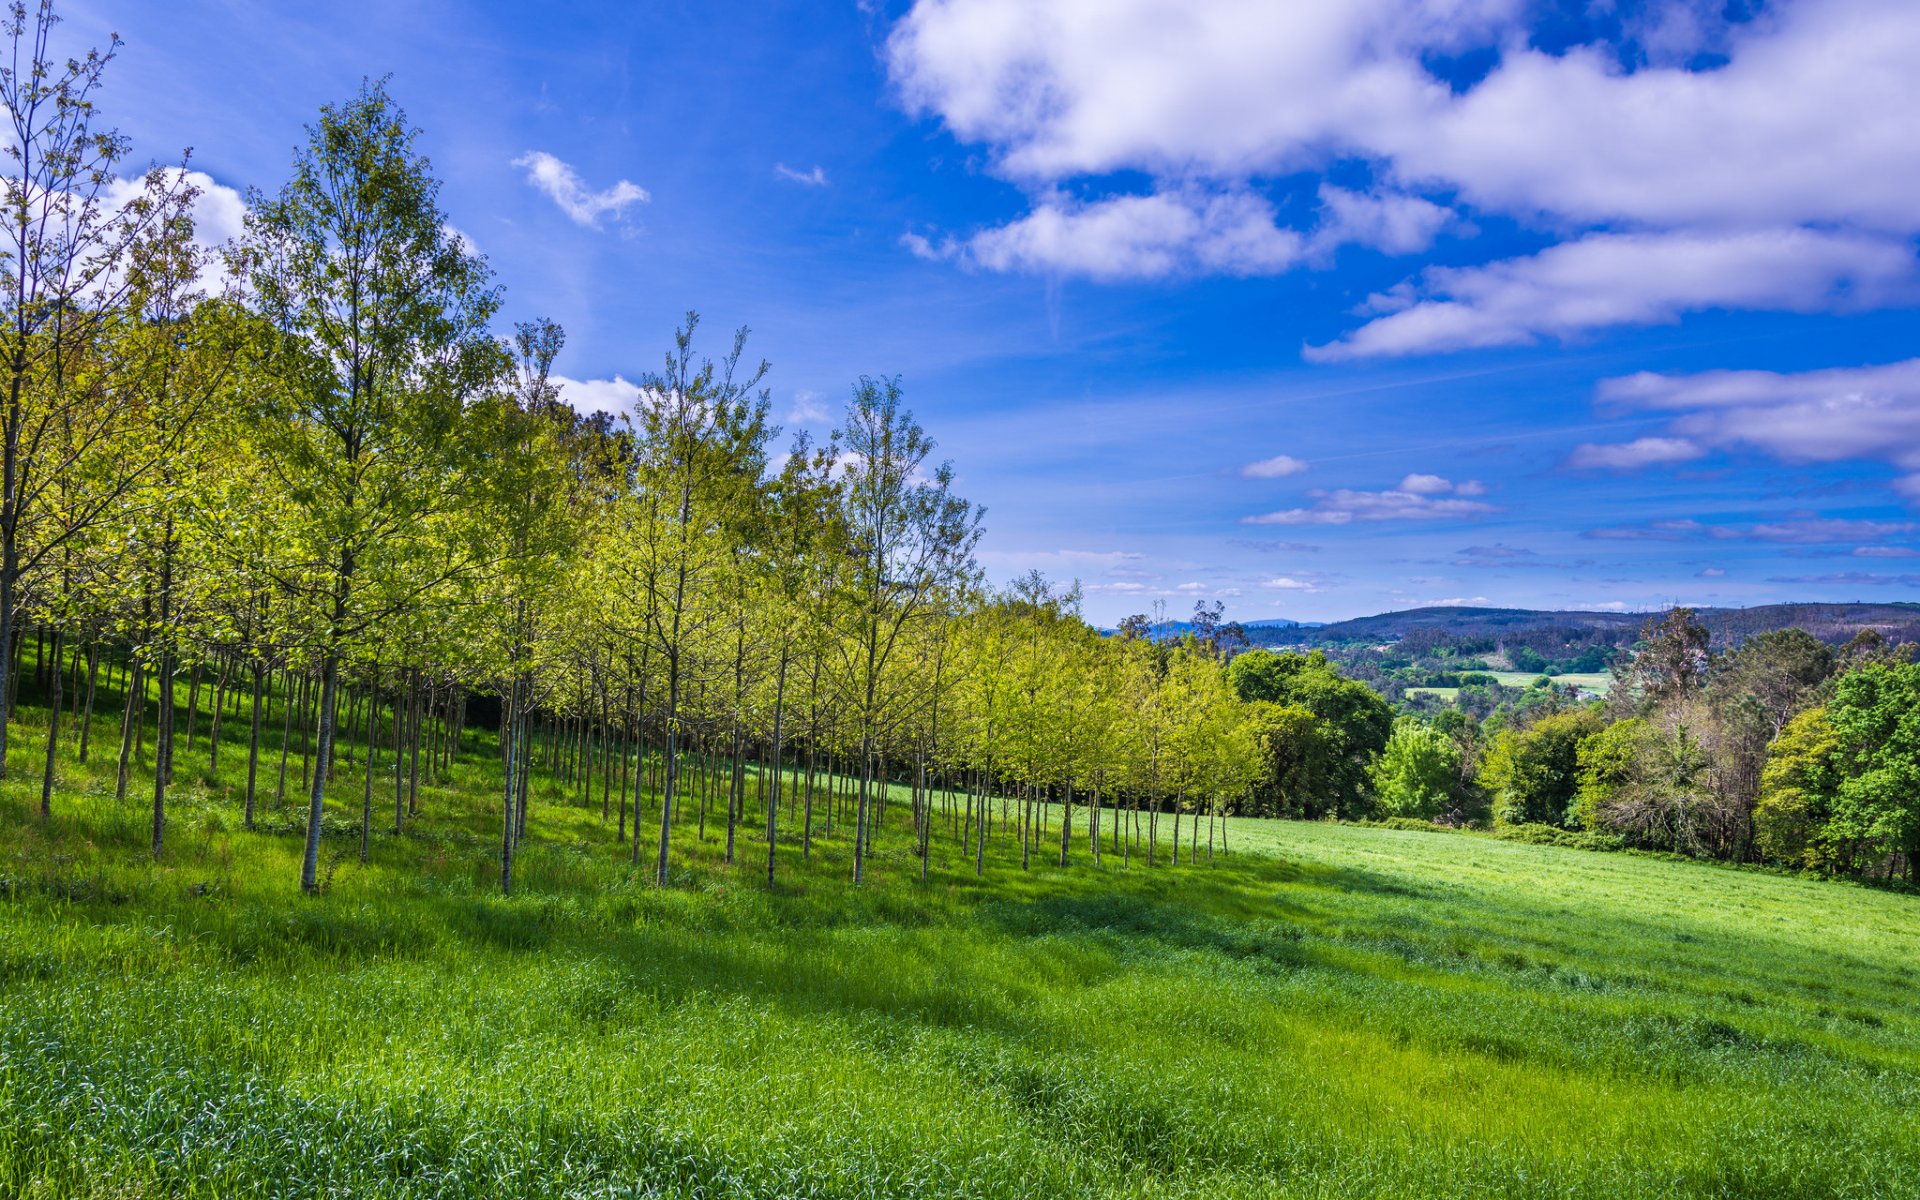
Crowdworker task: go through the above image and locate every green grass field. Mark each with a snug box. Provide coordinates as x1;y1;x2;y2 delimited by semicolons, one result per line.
1;693;1916;1198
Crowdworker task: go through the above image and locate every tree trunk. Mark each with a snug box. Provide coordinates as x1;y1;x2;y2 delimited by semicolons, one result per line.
115;657;142;804
244;662;265;830
208;660;229;771
298;653;341;894
151;651;176;857
37;626;62;819
77;644;98;764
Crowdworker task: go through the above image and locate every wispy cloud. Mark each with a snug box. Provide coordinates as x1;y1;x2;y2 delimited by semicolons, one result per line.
1240;454;1309;479
775;163;829;187
1565;437;1705;471
513;151;649;228
1243;477;1497;526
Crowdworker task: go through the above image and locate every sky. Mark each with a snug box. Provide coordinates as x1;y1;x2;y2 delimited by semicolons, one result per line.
68;0;1920;624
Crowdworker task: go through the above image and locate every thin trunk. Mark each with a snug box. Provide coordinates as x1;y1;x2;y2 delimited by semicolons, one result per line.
208;659;228;772
37;627;62;819
151;651;176;857
298;653;341;894
361;681;376;863
114;657;141;804
244;662;264;831
77;643;98;763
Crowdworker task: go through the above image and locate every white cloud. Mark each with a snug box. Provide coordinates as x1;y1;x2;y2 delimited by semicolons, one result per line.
1243;484;1497;525
1565;436;1706;471
1596;358;1920;502
1421;596;1492;607
776;163;829;187
554;374;644;415
787;389;829;423
1398;472;1451;494
1262;576;1319;591
100;168;248;290
888;0;1920;340
1856;545;1919;558
1698;567;1726;577
1308;186;1455;260
1240;453;1308;479
926;188;1303;279
513;151;649;229
1582;516;1916;544
1308;229;1916;360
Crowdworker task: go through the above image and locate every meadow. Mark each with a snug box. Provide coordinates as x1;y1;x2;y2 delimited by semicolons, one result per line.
2;697;1918;1199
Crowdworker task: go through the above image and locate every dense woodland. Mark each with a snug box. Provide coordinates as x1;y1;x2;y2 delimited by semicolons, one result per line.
1242;610;1920;884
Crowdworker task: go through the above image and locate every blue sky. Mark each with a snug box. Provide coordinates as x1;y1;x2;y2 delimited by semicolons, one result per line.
75;0;1920;622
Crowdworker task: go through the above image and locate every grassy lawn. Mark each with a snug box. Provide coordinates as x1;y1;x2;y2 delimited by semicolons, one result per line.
0;696;1915;1198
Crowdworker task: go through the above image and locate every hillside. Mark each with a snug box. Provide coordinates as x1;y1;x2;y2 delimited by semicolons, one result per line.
1246;602;1920;648
4;725;1919;1198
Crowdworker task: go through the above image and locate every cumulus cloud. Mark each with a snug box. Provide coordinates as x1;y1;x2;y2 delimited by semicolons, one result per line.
787;389;829;423
1307;186;1455;260
1593;359;1920;500
1308;229;1916;360
1398;473;1451;494
1262;576;1319;591
98;168;249;290
554;374;644;415
916;188;1302;279
775;163;829;187
1565;436;1706;471
513;151;649;228
888;0;1920;339
1240;453;1309;478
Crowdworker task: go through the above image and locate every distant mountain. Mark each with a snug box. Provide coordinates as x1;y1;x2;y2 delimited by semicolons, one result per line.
1242;603;1920;649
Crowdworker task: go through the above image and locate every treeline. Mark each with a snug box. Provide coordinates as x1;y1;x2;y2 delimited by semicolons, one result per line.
1;11;1278;893
1254;609;1918;883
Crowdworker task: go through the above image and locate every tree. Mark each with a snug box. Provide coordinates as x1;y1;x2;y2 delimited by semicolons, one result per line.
0;2;197;779
829;377;980;884
1825;662;1920;882
1370;719;1459;820
1481;710;1601;827
610;314;770;886
1621;607;1711;708
241;78;505;893
1753;706;1841;871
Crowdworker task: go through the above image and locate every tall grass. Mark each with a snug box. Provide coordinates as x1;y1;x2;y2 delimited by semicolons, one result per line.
1;671;1916;1198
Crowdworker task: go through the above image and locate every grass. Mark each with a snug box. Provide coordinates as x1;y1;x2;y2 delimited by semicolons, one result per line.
0;676;1916;1197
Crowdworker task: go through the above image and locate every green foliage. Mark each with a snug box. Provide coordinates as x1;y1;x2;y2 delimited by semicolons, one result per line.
1825;663;1920;881
1481;710;1602;827
1369;719;1460;820
1230;650;1391;818
1754;706;1842;870
1571;717;1643;831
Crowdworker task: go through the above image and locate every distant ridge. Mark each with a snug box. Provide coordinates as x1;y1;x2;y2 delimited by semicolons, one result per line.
1242;602;1920;648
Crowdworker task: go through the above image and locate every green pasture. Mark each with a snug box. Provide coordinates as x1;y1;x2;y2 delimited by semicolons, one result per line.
0;691;1914;1198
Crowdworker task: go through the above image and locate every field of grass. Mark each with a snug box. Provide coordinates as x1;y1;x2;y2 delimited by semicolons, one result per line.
2;683;1917;1198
